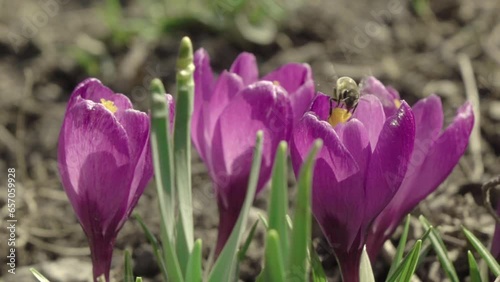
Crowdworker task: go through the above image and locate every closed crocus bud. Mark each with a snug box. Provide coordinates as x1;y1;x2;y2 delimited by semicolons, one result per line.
291;93;415;282
57;78;173;281
362;77;474;261
191;49;313;257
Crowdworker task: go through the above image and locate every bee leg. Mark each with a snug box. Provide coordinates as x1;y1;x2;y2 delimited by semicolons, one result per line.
351;103;359;114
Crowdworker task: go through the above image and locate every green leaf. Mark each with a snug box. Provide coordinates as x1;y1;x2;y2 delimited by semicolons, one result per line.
310;245;327;282
399;240;422;282
174;36;195;274
386;240;422;282
288;139;322;282
258;212;269;229
30;268;50;282
462;226;500;276
134;213;169;282
268;141;289;259
387;214;411;279
124;250;134;282
208;131;264;282
135;278;143;282
419;215;459;282
468;250;483;282
264;229;286;282
238;219;260;261
416;242;432;269
360;245;375;282
185;239;203;282
150;78;176;235
286;214;293;230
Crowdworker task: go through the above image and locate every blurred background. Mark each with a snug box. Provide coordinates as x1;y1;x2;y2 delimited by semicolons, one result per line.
0;0;499;281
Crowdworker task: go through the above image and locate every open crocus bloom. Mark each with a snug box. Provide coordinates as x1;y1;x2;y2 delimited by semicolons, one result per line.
362;77;474;261
191;49;314;256
57;78;173;281
291;92;416;282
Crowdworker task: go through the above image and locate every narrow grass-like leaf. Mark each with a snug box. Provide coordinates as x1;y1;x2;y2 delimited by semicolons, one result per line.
150;79;183;282
208;131;264;282
258;213;269;229
419;215;459;282
310;245;327;282
288;139;322;282
174;36;195;274
399;240;422;282
468;250;483;282
264;229;286;282
134;213;168;281
150;79;175;235
30;268;50;282
185;239;203;282
386;240;422;282
416;242;432;269
286;214;293;230
268;141;289;258
387;214;411;279
360;245;375;282
462;226;500;276
238;219;260;261
124;250;134;282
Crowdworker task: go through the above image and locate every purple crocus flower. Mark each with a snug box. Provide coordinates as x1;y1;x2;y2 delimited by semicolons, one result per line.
57;78;173;281
192;49;314;256
290;92;416;282
362;77;474;261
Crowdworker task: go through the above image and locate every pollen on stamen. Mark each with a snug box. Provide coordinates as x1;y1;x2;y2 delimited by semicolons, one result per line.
328;108;352;127
394;99;402;109
100;98;118;113
273;80;280;86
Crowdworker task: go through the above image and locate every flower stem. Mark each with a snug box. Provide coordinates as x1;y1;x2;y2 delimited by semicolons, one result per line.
336;249;362;282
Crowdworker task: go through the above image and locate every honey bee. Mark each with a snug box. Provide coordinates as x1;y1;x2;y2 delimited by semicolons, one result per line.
329;76;360;116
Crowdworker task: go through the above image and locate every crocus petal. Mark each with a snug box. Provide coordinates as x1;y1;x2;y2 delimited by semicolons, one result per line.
360;76;399;117
291;112;359;183
263;63;313;94
411;94;444;155
309;93;332;121
367;101;473;260
363;101;415;233
400;101;473;205
211;81;292;206
58;100;131;237
205;71;245;141
262;63;315;121
291;113;363;250
352;94;386;150
115;109;152;220
70;78;133;112
193;49;214;161
229;52;259;85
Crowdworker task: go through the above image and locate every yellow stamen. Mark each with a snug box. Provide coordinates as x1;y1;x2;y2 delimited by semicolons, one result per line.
328;108;352;127
273;80;280;86
394;99;401;109
100;98;118;113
